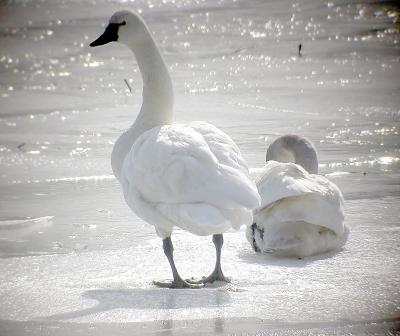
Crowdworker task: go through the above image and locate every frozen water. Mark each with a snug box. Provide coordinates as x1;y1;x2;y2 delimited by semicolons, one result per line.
0;0;399;334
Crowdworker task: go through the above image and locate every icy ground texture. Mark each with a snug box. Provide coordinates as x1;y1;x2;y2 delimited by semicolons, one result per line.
0;0;399;334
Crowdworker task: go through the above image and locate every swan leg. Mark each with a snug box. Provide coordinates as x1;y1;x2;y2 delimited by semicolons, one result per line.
188;234;230;284
153;237;203;289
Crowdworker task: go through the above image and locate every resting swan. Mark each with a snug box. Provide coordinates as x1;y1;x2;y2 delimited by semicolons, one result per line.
90;10;260;288
247;135;348;258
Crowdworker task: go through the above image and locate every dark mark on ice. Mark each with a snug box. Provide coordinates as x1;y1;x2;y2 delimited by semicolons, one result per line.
17;142;26;151
124;79;132;93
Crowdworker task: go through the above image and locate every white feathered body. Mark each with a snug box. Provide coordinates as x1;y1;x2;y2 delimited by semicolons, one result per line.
247;161;348;258
120;121;260;239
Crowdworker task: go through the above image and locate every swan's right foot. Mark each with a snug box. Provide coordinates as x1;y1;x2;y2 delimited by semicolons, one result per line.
153;279;203;289
186;268;231;285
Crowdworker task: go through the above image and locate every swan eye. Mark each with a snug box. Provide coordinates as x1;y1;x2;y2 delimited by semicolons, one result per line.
120;21;126;26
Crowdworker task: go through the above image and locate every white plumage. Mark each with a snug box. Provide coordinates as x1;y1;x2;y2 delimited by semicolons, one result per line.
90;10;260;287
122;122;258;239
247;136;348;258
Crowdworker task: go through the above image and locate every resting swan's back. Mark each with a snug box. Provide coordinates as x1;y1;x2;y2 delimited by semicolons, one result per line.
247;135;348;258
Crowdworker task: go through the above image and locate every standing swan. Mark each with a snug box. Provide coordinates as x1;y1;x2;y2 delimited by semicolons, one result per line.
90;10;260;288
247;135;348;258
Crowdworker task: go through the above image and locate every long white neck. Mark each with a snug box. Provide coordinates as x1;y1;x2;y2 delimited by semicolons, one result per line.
266;135;318;174
111;20;174;180
127;28;174;131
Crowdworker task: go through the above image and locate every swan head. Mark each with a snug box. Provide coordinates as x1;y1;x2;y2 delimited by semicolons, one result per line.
266;135;319;174
90;10;148;48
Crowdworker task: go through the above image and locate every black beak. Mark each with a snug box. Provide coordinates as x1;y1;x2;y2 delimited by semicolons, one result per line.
90;23;120;47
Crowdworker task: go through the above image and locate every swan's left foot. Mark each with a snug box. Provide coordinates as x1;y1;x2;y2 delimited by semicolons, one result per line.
160;237;204;289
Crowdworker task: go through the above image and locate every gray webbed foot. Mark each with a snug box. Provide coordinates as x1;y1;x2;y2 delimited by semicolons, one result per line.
187;271;231;285
153;279;203;289
187;233;231;285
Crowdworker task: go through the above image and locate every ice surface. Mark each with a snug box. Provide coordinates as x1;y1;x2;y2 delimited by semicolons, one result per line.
0;0;399;334
0;216;53;230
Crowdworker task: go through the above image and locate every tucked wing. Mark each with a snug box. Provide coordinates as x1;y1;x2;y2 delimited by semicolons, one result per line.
188;121;249;175
121;123;260;236
255;161;333;209
256;183;345;236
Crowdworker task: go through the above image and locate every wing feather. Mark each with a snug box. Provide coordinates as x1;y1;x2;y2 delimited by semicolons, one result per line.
121;123;260;235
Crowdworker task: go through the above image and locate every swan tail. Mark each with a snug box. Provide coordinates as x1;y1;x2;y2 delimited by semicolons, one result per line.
156;203;253;236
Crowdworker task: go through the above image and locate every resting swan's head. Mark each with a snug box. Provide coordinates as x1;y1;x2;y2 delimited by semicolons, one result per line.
266;135;319;174
90;10;148;48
